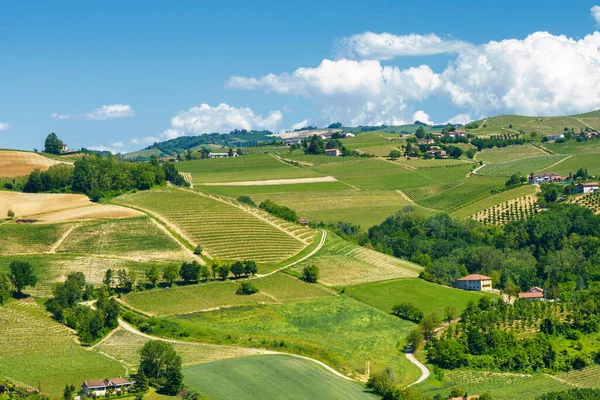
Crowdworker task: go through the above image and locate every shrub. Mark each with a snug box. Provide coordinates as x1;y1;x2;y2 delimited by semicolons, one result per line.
302;265;319;283
259;199;298;222
237;196;255;206
236;282;259;295
193;245;202;255
391;302;424;323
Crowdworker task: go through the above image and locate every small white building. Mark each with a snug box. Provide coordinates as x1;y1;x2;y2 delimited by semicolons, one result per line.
343;132;356;138
324;148;341;157
81;378;132;396
575;182;599;194
209;152;238;159
61;143;68;153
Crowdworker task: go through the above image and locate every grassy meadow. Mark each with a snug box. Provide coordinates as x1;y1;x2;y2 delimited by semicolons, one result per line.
184;355;377;400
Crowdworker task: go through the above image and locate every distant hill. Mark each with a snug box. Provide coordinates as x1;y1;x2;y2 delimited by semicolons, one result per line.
466;110;600;136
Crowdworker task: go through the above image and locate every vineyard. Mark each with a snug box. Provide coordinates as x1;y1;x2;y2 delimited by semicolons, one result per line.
471;195;540;225
403;180;465;201
115;187;312;264
0;223;70;255
566;193;600;214
556;365;600;388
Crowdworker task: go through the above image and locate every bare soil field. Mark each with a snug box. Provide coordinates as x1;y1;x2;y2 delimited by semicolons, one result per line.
201;176;338;186
0;150;70;177
35;204;141;224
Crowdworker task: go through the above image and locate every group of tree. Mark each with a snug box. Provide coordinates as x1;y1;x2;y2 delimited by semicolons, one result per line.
301;265;319;283
302;135;359;157
366;367;430;399
259;199;298;222
44;132;64;154
45;272;119;343
536;388;600;400
23;154;188;201
471;135;527;150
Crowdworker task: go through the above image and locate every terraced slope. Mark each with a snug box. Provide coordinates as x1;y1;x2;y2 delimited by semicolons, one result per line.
0;150;69;177
290;232;422;286
471;195;540;225
403;180;466;201
115;187;313;264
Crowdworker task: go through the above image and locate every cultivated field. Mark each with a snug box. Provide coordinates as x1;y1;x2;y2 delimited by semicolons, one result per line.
416;176;506;211
556;365;600;388
450;185;538;219
0;223;70;255
121;272;333;316
0;150;70;177
0;301;124;397
344;278;491;318
471;195;540;225
476;144;547;163
114;187;312;265
184;355;376;400
477;155;568;176
403;180;466;202
566;192;600;213
467;112;600;136
171;296;420;384
539;153;600;176
288;233;421;287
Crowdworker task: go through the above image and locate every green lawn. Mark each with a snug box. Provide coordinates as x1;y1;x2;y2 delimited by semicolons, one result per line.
122;273;333;316
477;155;567;176
450;185;538;219
0;301;125;397
163;296;419;384
345;278;491;319
184;355;377;400
177;154;323;183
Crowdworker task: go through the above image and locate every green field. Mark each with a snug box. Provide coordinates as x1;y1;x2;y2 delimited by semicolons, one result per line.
288;232;421;287
467;112;600;136
114;187;310;265
339;131;402;151
544;139;600;154
0;222;69;255
450;184;538;219
58;217;182;256
0;301;124;397
345;278;491;319
122;272;333;316
177;154;323;183
416;176;506;211
477;155;567;176
476;144;547;163
540;153;600;176
166;296;419;384
184;355;376;400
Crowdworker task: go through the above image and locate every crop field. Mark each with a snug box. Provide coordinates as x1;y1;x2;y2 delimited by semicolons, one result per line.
467;113;600;136
114;187;309;264
122;273;333;316
344;278;490;318
199;181;352;197
0;150;70;177
171;296;419;385
57;217;183;258
177;154;323;183
471;195;540;225
540;153;600;176
566;193;600;213
339;131;401;150
0;191;92;219
0;222;70;255
417;176;506;211
545;139;600;154
450;185;538;219
0;301;124;397
416;369;571;400
556;365;600;388
400;158;472;168
403;180;466;201
356;144;401;156
476;144;547;163
94;328;268;369
477;155;568;176
289;233;421;287
184;355;377;400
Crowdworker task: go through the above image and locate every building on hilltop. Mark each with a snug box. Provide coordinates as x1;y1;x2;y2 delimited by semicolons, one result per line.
528;173;567;184
518;286;544;301
575;182;599;194
61;143;68;153
324;148;341;157
453;274;492;291
547;134;565;141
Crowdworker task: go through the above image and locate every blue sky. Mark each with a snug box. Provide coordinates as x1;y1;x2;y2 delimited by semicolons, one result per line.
2;0;600;152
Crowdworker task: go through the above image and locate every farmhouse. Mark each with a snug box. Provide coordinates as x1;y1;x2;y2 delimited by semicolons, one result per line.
425;149;447;158
209;152;238;159
61;143;68;153
298;218;309;226
158;157;177;163
81;378;132;396
286;139;302;146
324;148;341;157
575;182;599;194
419;139;435;145
518;286;544;300
454;274;493;292
547;134;564;141
528;173;566;184
343;132;356;138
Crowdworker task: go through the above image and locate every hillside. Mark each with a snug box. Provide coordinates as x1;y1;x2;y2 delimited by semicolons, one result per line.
0;150;71;177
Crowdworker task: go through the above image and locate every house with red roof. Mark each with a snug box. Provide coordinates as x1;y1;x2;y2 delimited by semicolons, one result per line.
518;286;544;301
81;378;132;396
453;274;493;291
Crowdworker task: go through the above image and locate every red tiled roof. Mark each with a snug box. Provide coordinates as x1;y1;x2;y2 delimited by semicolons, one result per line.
529;286;544;293
108;378;131;385
457;274;492;281
579;182;599;187
83;380;106;388
519;292;544;299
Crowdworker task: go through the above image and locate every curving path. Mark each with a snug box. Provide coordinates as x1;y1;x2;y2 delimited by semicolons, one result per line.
404;352;430;387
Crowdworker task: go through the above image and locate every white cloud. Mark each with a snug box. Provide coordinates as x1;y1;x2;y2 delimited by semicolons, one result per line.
88;145;122;154
442;113;473;125
290;119;310;130
0;122;9;131
411;110;433;125
336;32;472;60
111;141;123;148
228;59;442;126
162;103;283;139
51;104;135;120
592;5;600;24
131;136;160;146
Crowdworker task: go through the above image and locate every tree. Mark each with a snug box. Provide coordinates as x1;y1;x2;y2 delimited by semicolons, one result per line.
243;260;258;276
419;312;441;340
302;265;319;283
392;302;424;323
406;327;424;351
179;261;201;283
328;122;342;129
163;265;180;286
444;305;458;324
117;269;133;292
389;149;402;160
145;266;160;287
200;265;210;281
44;133;64;155
7;209;14;220
8;260;37;295
230;261;245;278
236;282;259;295
217;264;230;280
132;369;149;393
104;269;114;289
366;367;396;396
63;384;76;400
415;126;426;139
193;245;202;255
139;341;183;395
466;149;476;159
0;273;11;306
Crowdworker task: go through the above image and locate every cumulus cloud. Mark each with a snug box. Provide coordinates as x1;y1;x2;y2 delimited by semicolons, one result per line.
0;122;9;131
442;113;473;125
336;32;472;60
161;103;283;139
290;119;310;130
51;104;135;120
228;59;442;126
131;137;160;146
592;5;600;24
88;145;123;154
411;110;433;125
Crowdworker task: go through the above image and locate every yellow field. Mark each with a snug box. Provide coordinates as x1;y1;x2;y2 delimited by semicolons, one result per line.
0;150;69;177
